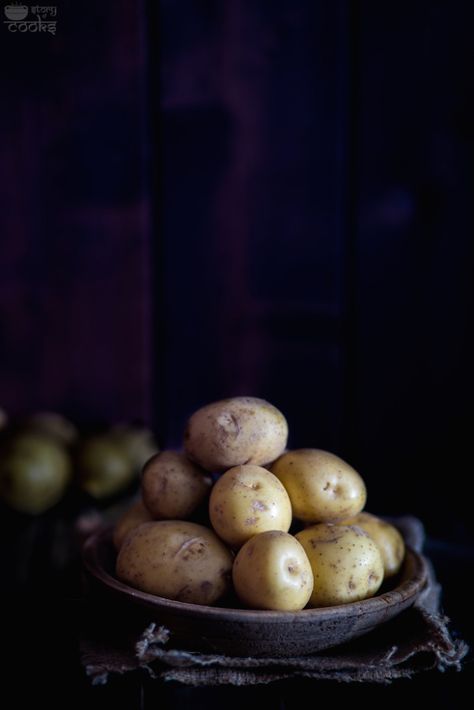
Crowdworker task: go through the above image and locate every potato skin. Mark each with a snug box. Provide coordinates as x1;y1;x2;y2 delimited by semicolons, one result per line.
271;449;366;523
338;512;405;578
113;499;153;550
296;524;384;607
209;464;292;548
76;436;135;499
23;411;78;446
0;434;71;514
233;531;313;611
184;397;288;472
116;520;233;605
141;451;211;519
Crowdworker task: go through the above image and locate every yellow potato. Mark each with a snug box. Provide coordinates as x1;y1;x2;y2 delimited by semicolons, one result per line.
23;411;78;446
109;424;159;471
184;396;288;472
116;520;233;605
209;464;292;548
296;523;384;607
141;451;211;519
271;449;366;523
233;531;313;611
0;434;71;514
76;435;136;499
113;499;154;550
338;512;405;578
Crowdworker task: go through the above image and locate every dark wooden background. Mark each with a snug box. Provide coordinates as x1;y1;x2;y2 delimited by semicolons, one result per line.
1;0;473;537
1;2;473;706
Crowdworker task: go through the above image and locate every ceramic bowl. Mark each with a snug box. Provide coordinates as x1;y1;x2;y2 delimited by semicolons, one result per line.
82;526;428;657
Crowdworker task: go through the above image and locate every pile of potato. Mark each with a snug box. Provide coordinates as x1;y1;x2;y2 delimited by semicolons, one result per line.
0;410;159;514
115;397;405;611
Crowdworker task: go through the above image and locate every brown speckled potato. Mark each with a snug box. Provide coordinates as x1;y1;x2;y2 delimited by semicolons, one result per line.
116;520;233;605
271;449;366;523
296;523;384;607
233;531;313;611
141;451;212;519
209;464;292;548
184;397;288;472
113;499;154;550
338;512;405;578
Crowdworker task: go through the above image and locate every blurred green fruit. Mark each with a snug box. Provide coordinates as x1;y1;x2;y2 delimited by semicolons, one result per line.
108;425;159;471
0;434;71;514
23;411;78;446
76;436;136;499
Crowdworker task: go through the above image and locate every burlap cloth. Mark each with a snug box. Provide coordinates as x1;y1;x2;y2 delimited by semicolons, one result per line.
80;517;468;686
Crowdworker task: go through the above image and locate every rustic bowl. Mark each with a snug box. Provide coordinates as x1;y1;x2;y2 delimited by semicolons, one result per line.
82;527;428;658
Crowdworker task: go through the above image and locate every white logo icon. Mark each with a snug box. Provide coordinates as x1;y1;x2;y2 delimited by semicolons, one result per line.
4;4;29;20
3;4;57;33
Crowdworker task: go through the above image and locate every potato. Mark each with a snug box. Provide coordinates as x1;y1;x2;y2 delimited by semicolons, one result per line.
0;434;71;514
184;396;288;472
233;531;313;611
271;449;366;523
296;523;384;607
76;435;136;499
113;499;154;550
108;424;159;471
209;464;292;548
338;512;405;578
116;520;233;605
142;451;211;519
22;411;78;446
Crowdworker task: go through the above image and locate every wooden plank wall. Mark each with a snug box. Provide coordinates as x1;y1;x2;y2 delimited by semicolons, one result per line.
0;0;473;533
158;1;351;451
0;0;152;426
157;0;474;532
354;1;474;524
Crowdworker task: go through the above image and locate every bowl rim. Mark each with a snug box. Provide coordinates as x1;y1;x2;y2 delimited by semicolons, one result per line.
82;526;428;624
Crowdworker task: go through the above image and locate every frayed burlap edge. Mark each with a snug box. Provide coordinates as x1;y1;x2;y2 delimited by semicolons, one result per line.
82;613;468;687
